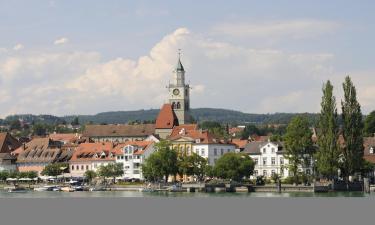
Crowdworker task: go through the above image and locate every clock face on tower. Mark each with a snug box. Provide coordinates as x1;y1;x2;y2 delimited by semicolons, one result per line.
173;89;180;96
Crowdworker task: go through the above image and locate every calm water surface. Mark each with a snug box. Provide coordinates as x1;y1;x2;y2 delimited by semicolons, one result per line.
1;191;374;198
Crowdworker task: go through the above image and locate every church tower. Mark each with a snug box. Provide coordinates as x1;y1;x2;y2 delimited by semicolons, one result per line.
168;52;191;125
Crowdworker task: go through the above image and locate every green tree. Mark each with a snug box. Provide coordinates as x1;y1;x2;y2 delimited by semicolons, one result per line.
71;117;80;126
142;141;178;183
213;152;254;182
25;171;38;179
9;120;21;130
84;170;97;184
41;163;69;179
33;123;48;136
364;111;375;137
315;80;340;180
0;171;9;182
97;163;124;184
241;124;260;139
177;153;208;182
341;76;364;179
284;116;313;185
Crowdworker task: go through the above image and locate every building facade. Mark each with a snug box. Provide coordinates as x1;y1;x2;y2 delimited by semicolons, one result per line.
244;140;314;179
69;142;116;177
114;141;156;180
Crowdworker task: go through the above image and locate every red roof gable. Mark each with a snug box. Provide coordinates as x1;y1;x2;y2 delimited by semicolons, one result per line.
155;104;178;129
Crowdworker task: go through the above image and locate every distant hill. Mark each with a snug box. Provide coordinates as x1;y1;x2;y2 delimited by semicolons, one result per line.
3;108;319;125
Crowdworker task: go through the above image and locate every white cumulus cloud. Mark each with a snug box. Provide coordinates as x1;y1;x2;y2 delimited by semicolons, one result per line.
54;37;69;45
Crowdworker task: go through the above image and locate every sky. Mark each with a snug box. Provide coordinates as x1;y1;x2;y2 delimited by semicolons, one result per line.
0;0;375;117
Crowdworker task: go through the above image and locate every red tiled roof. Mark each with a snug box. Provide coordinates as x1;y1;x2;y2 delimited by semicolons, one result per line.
169;125;233;145
70;142;116;162
155;104;178;129
231;139;249;149
49;133;80;143
169;124;199;137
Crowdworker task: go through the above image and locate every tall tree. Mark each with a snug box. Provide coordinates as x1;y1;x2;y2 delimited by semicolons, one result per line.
364;111;375;137
284;116;313;184
341;76;364;179
142;141;178;183
315;80;340;179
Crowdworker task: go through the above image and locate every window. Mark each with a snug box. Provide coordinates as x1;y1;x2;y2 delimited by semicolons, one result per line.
306;169;311;175
214;149;217;156
271;170;275;176
254;170;258;176
280;168;284;176
71;165;74;171
254;158;258;165
201;149;205;156
263;157;267;165
262;148;266;153
271;157;275;165
263;170;267;176
81;165;84;170
76;165;79;170
220;149;224;155
227;149;230;153
86;165;89;170
271;148;275;153
117;156;120;160
280;157;284;165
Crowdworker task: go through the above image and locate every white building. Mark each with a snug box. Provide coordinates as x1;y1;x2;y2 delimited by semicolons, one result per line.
69;142;116;177
114;141;156;180
192;143;236;166
243;140;313;179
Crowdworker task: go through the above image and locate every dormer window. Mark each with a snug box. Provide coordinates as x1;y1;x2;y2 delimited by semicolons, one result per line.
196;139;201;143
370;147;374;154
262;148;266;153
94;153;98;158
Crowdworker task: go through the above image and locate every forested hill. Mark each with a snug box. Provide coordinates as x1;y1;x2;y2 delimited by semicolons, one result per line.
3;108;319;125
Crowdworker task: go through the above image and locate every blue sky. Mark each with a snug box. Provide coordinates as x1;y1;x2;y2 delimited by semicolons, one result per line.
0;0;375;116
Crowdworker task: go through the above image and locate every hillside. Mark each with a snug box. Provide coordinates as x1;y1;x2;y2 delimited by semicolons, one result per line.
3;108;319;125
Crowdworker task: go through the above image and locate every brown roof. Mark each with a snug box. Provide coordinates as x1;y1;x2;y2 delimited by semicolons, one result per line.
169;124;199;137
0;132;21;153
155;104;178;129
15;137;65;163
231;139;249;149
83;124;155;138
70;142;116;162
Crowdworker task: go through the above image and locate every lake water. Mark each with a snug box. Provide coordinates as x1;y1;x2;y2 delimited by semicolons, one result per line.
1;190;374;198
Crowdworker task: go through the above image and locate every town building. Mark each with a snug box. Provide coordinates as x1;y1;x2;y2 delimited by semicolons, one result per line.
243;140;314;179
83;124;155;143
168;125;236;166
69;142;116;177
363;137;375;181
0;132;21;171
13;137;73;175
114;141;156;180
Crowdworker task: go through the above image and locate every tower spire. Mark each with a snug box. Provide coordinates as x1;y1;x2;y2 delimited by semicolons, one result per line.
176;49;184;72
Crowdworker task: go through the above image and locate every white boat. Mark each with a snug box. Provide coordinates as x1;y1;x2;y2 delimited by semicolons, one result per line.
34;186;56;192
